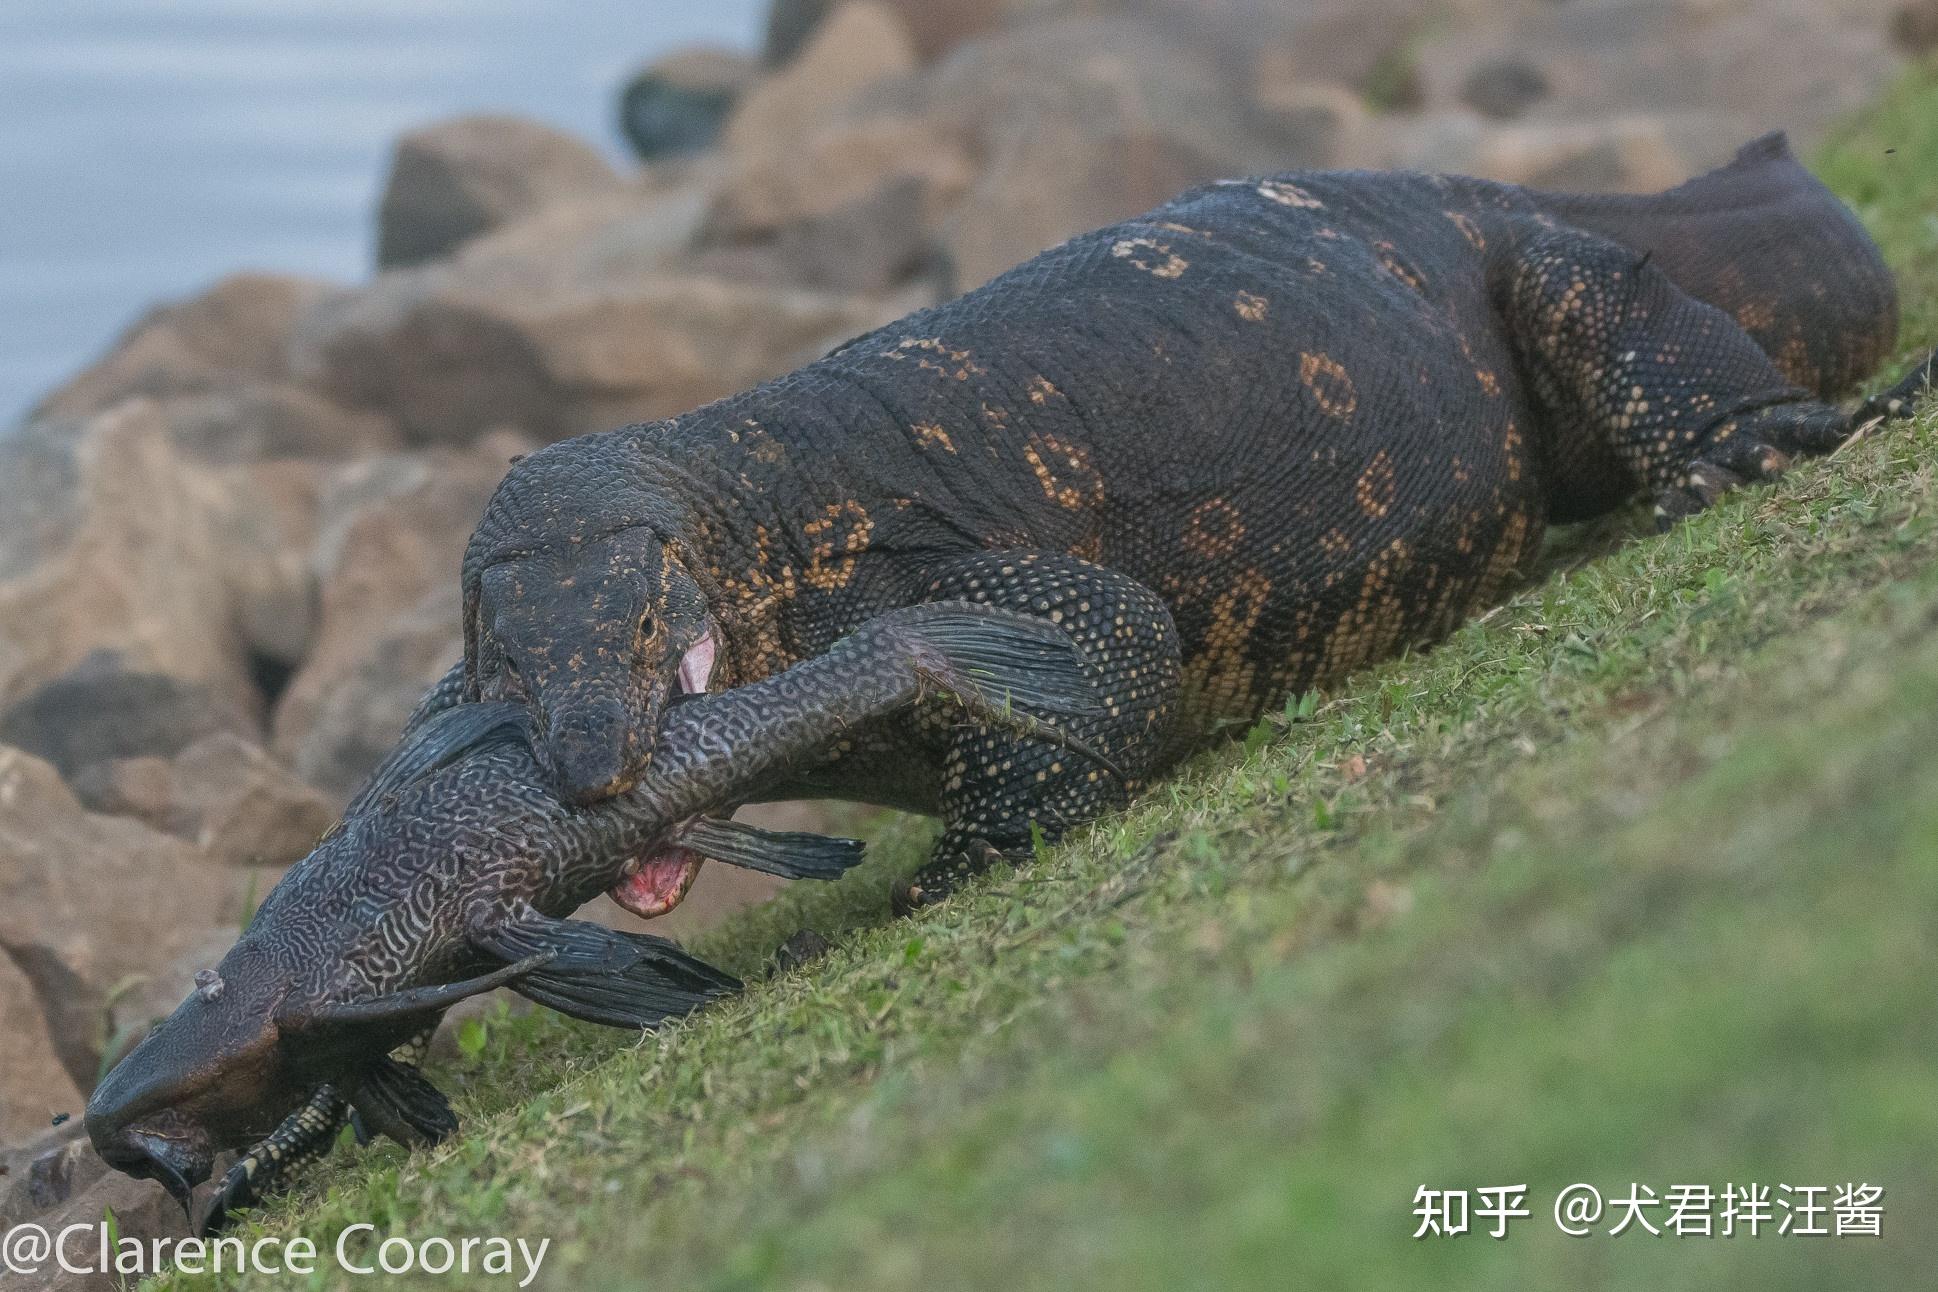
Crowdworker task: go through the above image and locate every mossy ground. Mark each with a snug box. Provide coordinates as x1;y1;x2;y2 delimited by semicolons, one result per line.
157;76;1938;1291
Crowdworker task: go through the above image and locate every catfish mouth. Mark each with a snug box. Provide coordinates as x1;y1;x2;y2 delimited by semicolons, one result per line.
93;1121;215;1218
607;631;717;919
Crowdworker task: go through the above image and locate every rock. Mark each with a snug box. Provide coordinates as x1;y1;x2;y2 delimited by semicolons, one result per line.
0;952;82;1148
771;927;833;974
1460;57;1552;121
1241;0;1435;103
20;1140;109;1218
0;749;270;1116
198;458;330;677
0;405;258;721
1;1125;90;1229
931;20;1258;290
19;1170;187;1291
1895;0;1938;54
69;756;176;829
723;2;920;160
768;0;1019;66
1248;79;1375;169
0;654;257;779
376;115;627;270
699;176;939;295
270;435;530;800
291;244;901;445
31;273;330;422
1408;0;1898;166
709;115;977;241
704;114;975;293
1391;113;1692;194
619;47;758;160
71;736;331;870
762;0;834;66
154;383;400;463
900;14;1295;289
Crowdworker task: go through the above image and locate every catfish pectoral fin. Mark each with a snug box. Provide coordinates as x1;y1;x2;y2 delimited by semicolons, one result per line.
678;817;867;880
348;1056;459;1149
275;953;554;1041
472;911;739;1030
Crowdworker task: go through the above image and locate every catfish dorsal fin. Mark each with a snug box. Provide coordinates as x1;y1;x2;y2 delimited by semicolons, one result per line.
344;701;532;817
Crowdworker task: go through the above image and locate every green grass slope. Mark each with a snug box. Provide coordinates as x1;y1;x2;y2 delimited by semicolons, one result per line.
160;78;1938;1291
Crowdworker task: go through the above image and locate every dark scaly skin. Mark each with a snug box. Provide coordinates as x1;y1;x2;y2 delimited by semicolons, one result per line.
461;133;1937;907
85;604;1103;1228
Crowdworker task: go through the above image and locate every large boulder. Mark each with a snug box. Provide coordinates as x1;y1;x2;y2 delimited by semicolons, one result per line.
1389;113;1692;193
703;115;975;293
0;653;257;779
619;47;759;161
73;735;334;869
0;952;81;1147
0;748;273;1108
709;115;977;242
1407;0;1900;167
0;1132;101;1229
376;115;628;270
765;0;1021;65
270;434;528;800
289;189;901;445
924;17;1274;289
25;273;388;464
723;2;920;160
30;273;329;421
0;404;256;723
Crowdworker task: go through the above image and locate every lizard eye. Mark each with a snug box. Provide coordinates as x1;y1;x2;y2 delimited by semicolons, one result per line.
637;612;660;644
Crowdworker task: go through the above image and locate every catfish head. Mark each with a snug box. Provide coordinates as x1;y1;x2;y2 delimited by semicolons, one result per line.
463;434;721;809
85;907;543;1220
85;941;300;1215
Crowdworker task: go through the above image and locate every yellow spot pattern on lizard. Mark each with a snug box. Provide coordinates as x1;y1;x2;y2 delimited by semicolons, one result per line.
912;422;956;453
1111;237;1189;279
1233;290;1269;322
1023;432;1105;511
1255;179;1324;209
1299;352;1358;419
1182;498;1246;559
1355;450;1397;519
801;500;873;591
882;337;986;381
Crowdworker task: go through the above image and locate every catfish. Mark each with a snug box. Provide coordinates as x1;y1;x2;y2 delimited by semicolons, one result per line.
85;604;1113;1230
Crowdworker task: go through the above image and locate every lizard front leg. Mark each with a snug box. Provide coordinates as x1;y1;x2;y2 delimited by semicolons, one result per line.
896;551;1184;911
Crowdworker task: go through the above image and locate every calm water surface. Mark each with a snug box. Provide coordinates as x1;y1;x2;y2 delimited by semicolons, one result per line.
0;0;763;422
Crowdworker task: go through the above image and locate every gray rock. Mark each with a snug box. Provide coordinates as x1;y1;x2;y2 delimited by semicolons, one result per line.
0;405;259;722
724;2;920;161
30;273;330;423
0;653;256;779
619;47;758;160
1460;57;1551;121
376;115;626;270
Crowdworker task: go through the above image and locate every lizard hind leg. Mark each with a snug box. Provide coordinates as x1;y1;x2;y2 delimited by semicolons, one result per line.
1500;224;1866;529
894;551;1184;912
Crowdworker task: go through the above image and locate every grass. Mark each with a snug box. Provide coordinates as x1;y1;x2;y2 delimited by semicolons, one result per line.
157;77;1938;1291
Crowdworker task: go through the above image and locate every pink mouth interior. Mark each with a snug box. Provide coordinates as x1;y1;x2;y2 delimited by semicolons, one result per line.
610;846;704;918
607;632;716;920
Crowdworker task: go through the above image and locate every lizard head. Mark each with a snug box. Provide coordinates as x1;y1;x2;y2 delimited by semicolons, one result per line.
463;434;719;805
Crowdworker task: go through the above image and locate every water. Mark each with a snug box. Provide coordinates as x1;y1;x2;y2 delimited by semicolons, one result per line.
0;0;765;422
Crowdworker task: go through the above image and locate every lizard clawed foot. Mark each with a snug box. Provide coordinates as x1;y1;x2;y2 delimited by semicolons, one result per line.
893;839;1008;915
1653;404;1844;529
